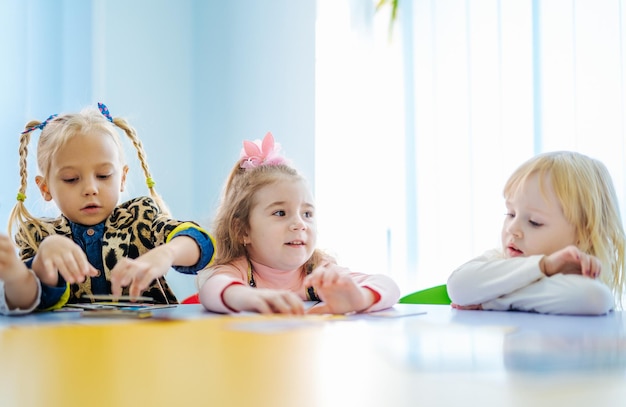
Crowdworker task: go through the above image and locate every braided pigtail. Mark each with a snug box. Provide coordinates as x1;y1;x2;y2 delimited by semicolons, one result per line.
8;120;48;253
97;103;170;216
112;116;171;217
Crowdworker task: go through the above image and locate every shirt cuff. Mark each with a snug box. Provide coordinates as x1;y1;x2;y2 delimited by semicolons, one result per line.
0;269;41;315
38;275;71;311
169;226;215;275
199;274;245;313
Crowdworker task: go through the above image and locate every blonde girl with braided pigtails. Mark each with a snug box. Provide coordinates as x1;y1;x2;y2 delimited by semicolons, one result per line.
1;103;215;315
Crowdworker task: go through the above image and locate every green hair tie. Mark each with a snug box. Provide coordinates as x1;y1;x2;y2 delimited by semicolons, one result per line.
16;192;26;202
146;177;156;188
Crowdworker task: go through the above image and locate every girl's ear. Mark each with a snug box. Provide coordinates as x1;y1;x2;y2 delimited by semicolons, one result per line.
35;176;53;201
236;219;250;246
120;165;129;192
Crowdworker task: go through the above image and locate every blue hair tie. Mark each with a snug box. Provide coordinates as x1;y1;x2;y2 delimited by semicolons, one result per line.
21;114;59;135
98;102;113;122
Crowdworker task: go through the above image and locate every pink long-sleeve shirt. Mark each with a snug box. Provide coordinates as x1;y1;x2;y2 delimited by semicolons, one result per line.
197;256;400;314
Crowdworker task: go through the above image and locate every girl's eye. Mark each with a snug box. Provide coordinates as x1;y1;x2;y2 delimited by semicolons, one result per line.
304;211;313;218
529;220;543;227
97;174;112;180
273;210;286;217
63;178;78;183
504;212;514;218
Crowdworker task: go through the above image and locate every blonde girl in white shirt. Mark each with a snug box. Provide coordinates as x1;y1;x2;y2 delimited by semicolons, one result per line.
447;151;625;315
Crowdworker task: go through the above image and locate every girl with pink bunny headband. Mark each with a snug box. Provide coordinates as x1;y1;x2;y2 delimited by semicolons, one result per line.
197;132;400;314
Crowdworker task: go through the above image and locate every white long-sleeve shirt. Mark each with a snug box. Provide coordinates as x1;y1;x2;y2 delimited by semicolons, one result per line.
0;269;41;315
447;250;614;315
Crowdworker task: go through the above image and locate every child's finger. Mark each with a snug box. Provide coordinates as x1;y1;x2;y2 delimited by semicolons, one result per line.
88;265;99;277
579;253;599;278
129;271;153;299
589;257;602;278
110;260;133;296
111;279;124;297
318;269;342;287
263;294;302;314
307;303;331;315
41;258;60;284
256;303;274;314
56;255;83;284
128;280;143;299
110;259;135;286
74;253;98;277
132;262;159;295
267;296;292;314
117;261;155;299
578;252;590;276
280;294;305;314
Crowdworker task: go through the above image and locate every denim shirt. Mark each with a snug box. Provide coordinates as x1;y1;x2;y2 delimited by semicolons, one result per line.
34;220;212;309
70;222;108;295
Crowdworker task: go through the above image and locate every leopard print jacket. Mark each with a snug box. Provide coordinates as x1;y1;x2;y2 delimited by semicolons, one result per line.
15;197;203;304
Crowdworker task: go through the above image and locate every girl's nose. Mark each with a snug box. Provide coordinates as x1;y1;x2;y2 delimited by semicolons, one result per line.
82;178;98;196
506;218;522;238
290;217;307;230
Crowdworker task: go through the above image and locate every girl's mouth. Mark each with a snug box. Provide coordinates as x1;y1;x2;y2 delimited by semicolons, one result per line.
507;245;523;257
81;204;101;213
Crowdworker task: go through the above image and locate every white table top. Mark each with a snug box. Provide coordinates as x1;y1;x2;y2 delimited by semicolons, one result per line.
1;303;625;407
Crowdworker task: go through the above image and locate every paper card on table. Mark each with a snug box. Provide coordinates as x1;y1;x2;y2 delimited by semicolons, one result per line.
79;308;153;319
82;294;154;302
365;304;428;318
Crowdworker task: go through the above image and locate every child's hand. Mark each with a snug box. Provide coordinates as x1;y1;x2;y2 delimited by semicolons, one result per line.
540;245;601;278
305;263;375;314
111;235;203;299
0;234;28;283
110;245;175;298
1;234;39;310
32;235;98;286
223;284;305;314
451;303;483;310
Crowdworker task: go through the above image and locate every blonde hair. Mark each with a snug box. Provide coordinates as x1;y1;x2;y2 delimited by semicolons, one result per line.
211;161;324;269
8;105;169;251
504;151;625;303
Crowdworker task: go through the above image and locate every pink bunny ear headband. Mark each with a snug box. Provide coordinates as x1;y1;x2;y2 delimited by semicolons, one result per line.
239;132;289;169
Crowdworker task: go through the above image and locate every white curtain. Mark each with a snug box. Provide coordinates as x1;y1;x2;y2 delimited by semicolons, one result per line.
315;0;626;295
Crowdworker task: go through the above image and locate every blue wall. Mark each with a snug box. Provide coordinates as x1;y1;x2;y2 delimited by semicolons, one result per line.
0;0;316;297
